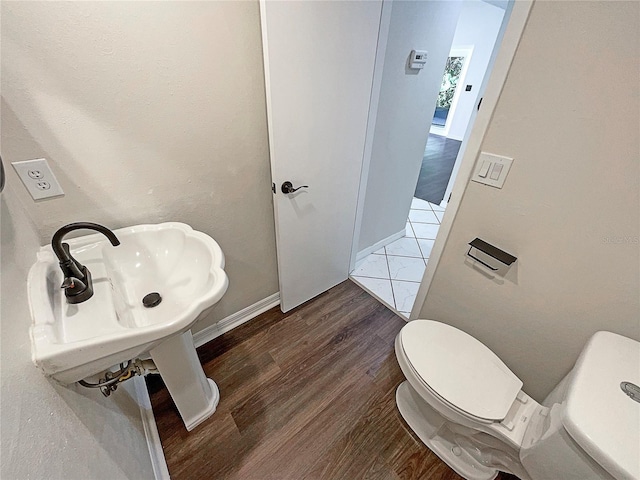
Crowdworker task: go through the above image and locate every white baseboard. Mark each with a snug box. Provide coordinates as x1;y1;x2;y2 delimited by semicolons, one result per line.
134;292;280;479
133;376;171;480
353;229;405;268
193;293;280;348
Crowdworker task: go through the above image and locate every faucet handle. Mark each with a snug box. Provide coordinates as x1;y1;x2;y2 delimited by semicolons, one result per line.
60;273;93;304
61;276;87;292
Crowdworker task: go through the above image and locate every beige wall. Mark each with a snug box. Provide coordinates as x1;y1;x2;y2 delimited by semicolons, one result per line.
358;0;462;251
418;0;640;401
1;1;278;334
1;3;276;475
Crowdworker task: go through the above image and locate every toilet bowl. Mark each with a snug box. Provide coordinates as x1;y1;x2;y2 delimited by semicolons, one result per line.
394;320;639;480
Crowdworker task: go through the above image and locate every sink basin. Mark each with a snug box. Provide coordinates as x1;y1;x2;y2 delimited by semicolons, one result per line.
28;222;229;384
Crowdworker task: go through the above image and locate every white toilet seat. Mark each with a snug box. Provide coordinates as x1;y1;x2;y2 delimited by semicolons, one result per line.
400;344;497;426
399;320;523;422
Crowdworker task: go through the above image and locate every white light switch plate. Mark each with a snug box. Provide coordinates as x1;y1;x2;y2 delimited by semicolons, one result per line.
471;152;513;188
12;158;65;200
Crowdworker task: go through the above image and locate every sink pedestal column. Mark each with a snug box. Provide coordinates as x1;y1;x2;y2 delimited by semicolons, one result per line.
149;330;219;431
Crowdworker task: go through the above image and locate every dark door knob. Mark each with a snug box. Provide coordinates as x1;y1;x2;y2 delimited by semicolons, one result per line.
281;181;309;194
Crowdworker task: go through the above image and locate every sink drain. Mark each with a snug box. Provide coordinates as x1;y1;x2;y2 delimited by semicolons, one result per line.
142;292;162;308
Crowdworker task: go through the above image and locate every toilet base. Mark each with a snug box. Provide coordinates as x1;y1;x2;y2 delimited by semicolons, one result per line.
396;381;498;480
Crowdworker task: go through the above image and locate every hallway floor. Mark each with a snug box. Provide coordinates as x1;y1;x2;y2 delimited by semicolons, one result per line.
350;197;445;318
414;133;461;205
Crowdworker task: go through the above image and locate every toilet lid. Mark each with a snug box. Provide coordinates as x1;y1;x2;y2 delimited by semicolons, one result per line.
400;320;523;421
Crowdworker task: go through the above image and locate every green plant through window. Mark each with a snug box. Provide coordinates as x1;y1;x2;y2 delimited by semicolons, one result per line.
436;56;465;109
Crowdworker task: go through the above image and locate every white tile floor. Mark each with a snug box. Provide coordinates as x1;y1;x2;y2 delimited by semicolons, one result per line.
350;197;445;319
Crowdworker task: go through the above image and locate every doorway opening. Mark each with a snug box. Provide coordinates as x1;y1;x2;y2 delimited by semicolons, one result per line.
350;0;511;318
415;47;473;206
430;48;473;137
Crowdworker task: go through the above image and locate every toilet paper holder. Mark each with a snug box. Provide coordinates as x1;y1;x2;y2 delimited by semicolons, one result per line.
467;238;517;271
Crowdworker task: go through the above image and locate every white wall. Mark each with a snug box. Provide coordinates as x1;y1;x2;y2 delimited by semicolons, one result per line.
357;0;463;252
418;0;640;401
446;0;505;141
1;188;155;479
1;1;278;335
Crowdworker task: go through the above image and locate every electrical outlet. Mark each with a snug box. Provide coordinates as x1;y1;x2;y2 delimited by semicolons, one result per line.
12;158;64;200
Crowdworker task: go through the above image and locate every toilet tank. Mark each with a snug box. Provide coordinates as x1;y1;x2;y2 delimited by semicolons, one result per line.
520;403;616;480
520;331;640;480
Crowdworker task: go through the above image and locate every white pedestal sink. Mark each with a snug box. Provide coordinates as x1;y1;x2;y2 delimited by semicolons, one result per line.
27;222;229;431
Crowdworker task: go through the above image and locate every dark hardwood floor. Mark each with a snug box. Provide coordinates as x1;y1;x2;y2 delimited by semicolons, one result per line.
414;133;462;205
148;280;517;480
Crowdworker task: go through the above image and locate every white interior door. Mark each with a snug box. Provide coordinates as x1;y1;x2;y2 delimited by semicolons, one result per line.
261;0;382;312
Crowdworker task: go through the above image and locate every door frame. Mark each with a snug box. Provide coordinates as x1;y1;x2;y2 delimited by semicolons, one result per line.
410;0;534;319
348;0;393;273
441;1;514;208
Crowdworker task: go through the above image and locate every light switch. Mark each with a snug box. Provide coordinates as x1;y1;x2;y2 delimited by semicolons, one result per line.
471;152;514;189
489;163;503;180
478;161;491;178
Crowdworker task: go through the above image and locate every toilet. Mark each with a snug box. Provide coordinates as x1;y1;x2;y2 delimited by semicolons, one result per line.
394;320;639;480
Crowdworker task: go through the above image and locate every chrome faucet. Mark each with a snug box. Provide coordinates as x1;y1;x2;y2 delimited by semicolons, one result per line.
52;222;120;304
